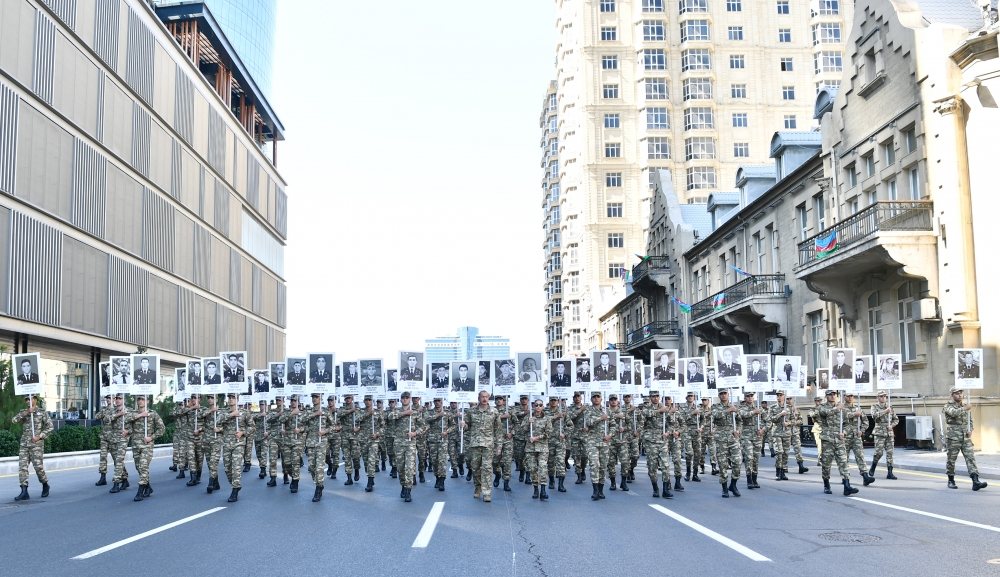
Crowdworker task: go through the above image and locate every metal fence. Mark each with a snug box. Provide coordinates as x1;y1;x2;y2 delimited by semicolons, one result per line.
625;320;681;346
690;274;786;321
797;201;933;267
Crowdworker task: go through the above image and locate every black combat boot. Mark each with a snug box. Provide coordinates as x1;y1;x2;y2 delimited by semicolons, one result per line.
798;461;809;474
721;482;729;498
229;488;240;502
344;475;354;486
390;467;398;479
437;477;445;492
176;469;186;479
692;469;701;482
404;487;412;502
504;479;511;492
14;486;28;501
609;475;617;490
524;472;532;485
886;466;897;480
110;482;121;493
863;472;875;486
493;472;500;488
121;478;130;489
591;483;600;501
242;463;251;473
662;481;672;499
312;486;323;502
598;483;605;499
685;462;691;482
711;463;719;476
869;456;879;477
728;479;741;497
539;485;548;501
418;471;425;484
466;470;472;481
948;475;958;489
284;473;290;484
780;469;789;481
747;475;754;490
354;461;361;481
823;478;832;494
557;477;566;492
187;472;199;486
169;464;177;472
620;475;629;491
547;475;554;489
144;484;152;497
290;479;299;493
381;458;387;471
776;467;783;480
451;468;458;479
843;478;859;496
575;472;585;484
267;476;277;487
207;477;216;494
458;463;465;476
331;466;338;480
761;447;765;457
326;463;333;476
96;473;107;486
752;473;760;488
532;486;539;499
259;467;266;479
652;480;660;498
134;485;145;501
972;474;988;491
674;476;684;491
518;470;525;483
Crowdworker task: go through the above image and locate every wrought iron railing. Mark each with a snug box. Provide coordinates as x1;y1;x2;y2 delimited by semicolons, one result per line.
797;201;933;267
626;320;681;347
631;256;671;284
690;274;786;321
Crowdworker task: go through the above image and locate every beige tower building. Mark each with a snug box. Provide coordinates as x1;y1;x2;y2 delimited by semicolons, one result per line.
542;0;852;357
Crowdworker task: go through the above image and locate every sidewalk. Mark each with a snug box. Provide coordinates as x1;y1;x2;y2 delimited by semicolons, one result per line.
0;445;173;477
797;446;1000;480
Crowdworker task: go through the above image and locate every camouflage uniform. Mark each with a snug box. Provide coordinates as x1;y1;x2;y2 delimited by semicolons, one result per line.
944;399;979;477
702;400;716;472
376;403;388;469
95;403;113;476
622;402;640;477
187;403;205;479
462;403;501;501
337;403;362;479
127;407;165;488
357;405;385;479
842;400;869;475
519;410;551;491
279;407;306;483
424;406;453;480
607;403;629;486
202;404;223;483
264;406;286;478
569;401;589;478
253;409;268;474
679;400;703;480
415;403;429;478
767;400;792;475
582;404;612;485
789;400;806;469
870;400;898;469
640;399;677;495
817;400;852;484
169;404;186;471
711;400;743;487
325;399;343;478
389;403;427;491
219;404;252;489
12;406;53;487
242;406;256;468
107;403;132;484
512;402;528;475
544;405;570;484
301;405;332;488
738;400;766;480
493;404;515;484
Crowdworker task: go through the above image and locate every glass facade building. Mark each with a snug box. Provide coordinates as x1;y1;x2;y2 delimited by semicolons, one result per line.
201;0;277;101
425;327;511;363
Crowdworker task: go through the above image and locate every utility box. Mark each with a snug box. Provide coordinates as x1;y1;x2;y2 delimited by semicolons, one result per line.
906;416;933;440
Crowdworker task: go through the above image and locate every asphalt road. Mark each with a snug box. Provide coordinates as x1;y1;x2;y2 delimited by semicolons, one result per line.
3;452;1000;577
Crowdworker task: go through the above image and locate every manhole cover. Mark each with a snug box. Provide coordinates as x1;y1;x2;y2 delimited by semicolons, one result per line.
818;532;881;543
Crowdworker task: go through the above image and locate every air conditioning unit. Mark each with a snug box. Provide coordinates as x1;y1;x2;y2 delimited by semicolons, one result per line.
915;298;939;321
906;416;933;441
766;338;785;354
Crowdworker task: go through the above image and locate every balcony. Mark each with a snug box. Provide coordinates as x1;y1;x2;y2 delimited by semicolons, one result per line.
631;256;671;297
689;275;788;349
795;201;936;320
623;320;682;359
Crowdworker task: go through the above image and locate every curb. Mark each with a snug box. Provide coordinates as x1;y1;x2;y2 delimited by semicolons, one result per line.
0;445;173;477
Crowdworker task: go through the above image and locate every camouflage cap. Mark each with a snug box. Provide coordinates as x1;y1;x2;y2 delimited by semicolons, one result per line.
311;393;321;398
608;394;618;400
743;391;755;397
950;386;963;394
400;391;411;399
877;390;887;397
844;392;855;397
775;391;785;396
591;391;602;398
824;389;838;396
363;395;373;400
717;389;729;397
814;396;824;402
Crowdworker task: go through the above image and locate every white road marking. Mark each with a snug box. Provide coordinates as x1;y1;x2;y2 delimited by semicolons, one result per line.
412;501;445;548
849;497;1000;533
72;507;226;559
649;504;771;562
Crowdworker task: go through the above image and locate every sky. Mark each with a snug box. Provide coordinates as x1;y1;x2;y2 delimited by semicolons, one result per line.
271;0;556;364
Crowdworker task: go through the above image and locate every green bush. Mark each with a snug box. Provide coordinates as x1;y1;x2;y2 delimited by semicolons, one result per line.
156;425;174;445
0;429;17;458
45;425;98;453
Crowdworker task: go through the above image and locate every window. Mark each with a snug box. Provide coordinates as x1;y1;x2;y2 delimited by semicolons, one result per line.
755;233;765;273
692;270;701;300
868;188;878;205
817;0;839;15
549;116;557;132
608;233;625;248
809;312;825;369
682;49;712;71
549;160;559;176
570;300;580;322
608;263;625;278
643;20;665;41
778;29;791;42
864;153;875;177
812;23;842;45
814;51;843;74
681;20;710;42
909;167;921;200
549;138;558;154
685;137;716;160
680;0;708;13
646;107;669;129
770;227;779;272
814;195;825;230
644;78;668;100
728;26;744;40
604;113;620;128
568;245;578;265
780;57;793;71
603;84;619;99
606;172;622;187
643;0;664;11
798;204;808;240
686;167;716;190
904;128;917;153
602;55;618;69
897;281;918;361
731;84;746;98
777;0;789;14
607;203;623;217
647;169;659;189
727;0;742;11
887;178;898;201
642;49;666;69
866;292;884;355
683;78;713;100
783;115;796;129
551;230;561;247
685;107;714;130
550;205;561;225
550;182;560;200
548;94;557;112
732;112;748;127
648;137;671;159
816;80;841;93
600;0;616;12
601;26;618;41
730;54;745;69
734;142;749;157
883;140;895;166
847;164;857;187
782;86;795;100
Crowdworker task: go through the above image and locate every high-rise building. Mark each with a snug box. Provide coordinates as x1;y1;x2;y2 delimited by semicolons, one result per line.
0;0;287;418
425;327;511;363
541;0;852;357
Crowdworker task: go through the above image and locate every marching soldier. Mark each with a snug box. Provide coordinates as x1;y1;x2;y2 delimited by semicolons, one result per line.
640;391;677;499
12;395;53;501
218;393;251;502
817;390;859;496
569;392;588;484
301;393;331;502
126;395;165;502
493;396;514;492
389;391;426;502
204;395;225;494
680;392;703;483
545;396;570;493
168;399;185;475
357;395;385;492
424;397;453;492
446;400;463;479
944;387;988;490
768;391;792;480
338;394;362;485
622;394;639;483
325;395;342;480
280;396;306;493
606;395;628;491
810;396;824;466
241;399;255;473
869;391;898;480
664;395;685;493
842;393;875;486
711;389;742;498
461;390;501;502
263;396;286;487
738;392;765;490
94;394;114;486
186;395;204;486
254;400;269;479
376;399;388;471
513;395;529;483
520;399;552;500
387;398;400;479
787;395;808;474
413;395;429;483
582;391;612;501
107;394;131;493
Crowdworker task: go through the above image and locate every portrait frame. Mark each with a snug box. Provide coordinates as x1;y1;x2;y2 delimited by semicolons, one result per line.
955;348;984;390
130;354;160;397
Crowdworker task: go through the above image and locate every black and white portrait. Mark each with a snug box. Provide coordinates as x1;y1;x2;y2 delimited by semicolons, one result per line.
706;366;717;390
876;354;902;390
493;359;516;395
253;370;270;394
285;357;307;386
829;348;855;386
308;353;335;384
186;360;202;392
13;353;40;391
100;361;112;396
955;348;984;390
681;358;706;393
590;350;619;383
450;362;477;392
201;357;222;394
574;357;592;385
619;356;633;385
398;351;424;382
269;362;285;397
342;361;360;387
550;359;572;390
477;361;492;391
175;369;187;401
714;346;744;384
634;360;643;387
220;351;246;385
517;353;543;383
817;368;830;390
431;363;450;390
643;365;652;389
853;355;872;393
387;369;398;392
744;354;771;390
359;359;383;388
651;350;677;383
130;354;159;396
773;356;801;390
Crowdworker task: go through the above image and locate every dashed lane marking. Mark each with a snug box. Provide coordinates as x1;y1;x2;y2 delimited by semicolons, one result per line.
412;501;445;548
649;504;771;561
849;497;1000;533
72;507;226;559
